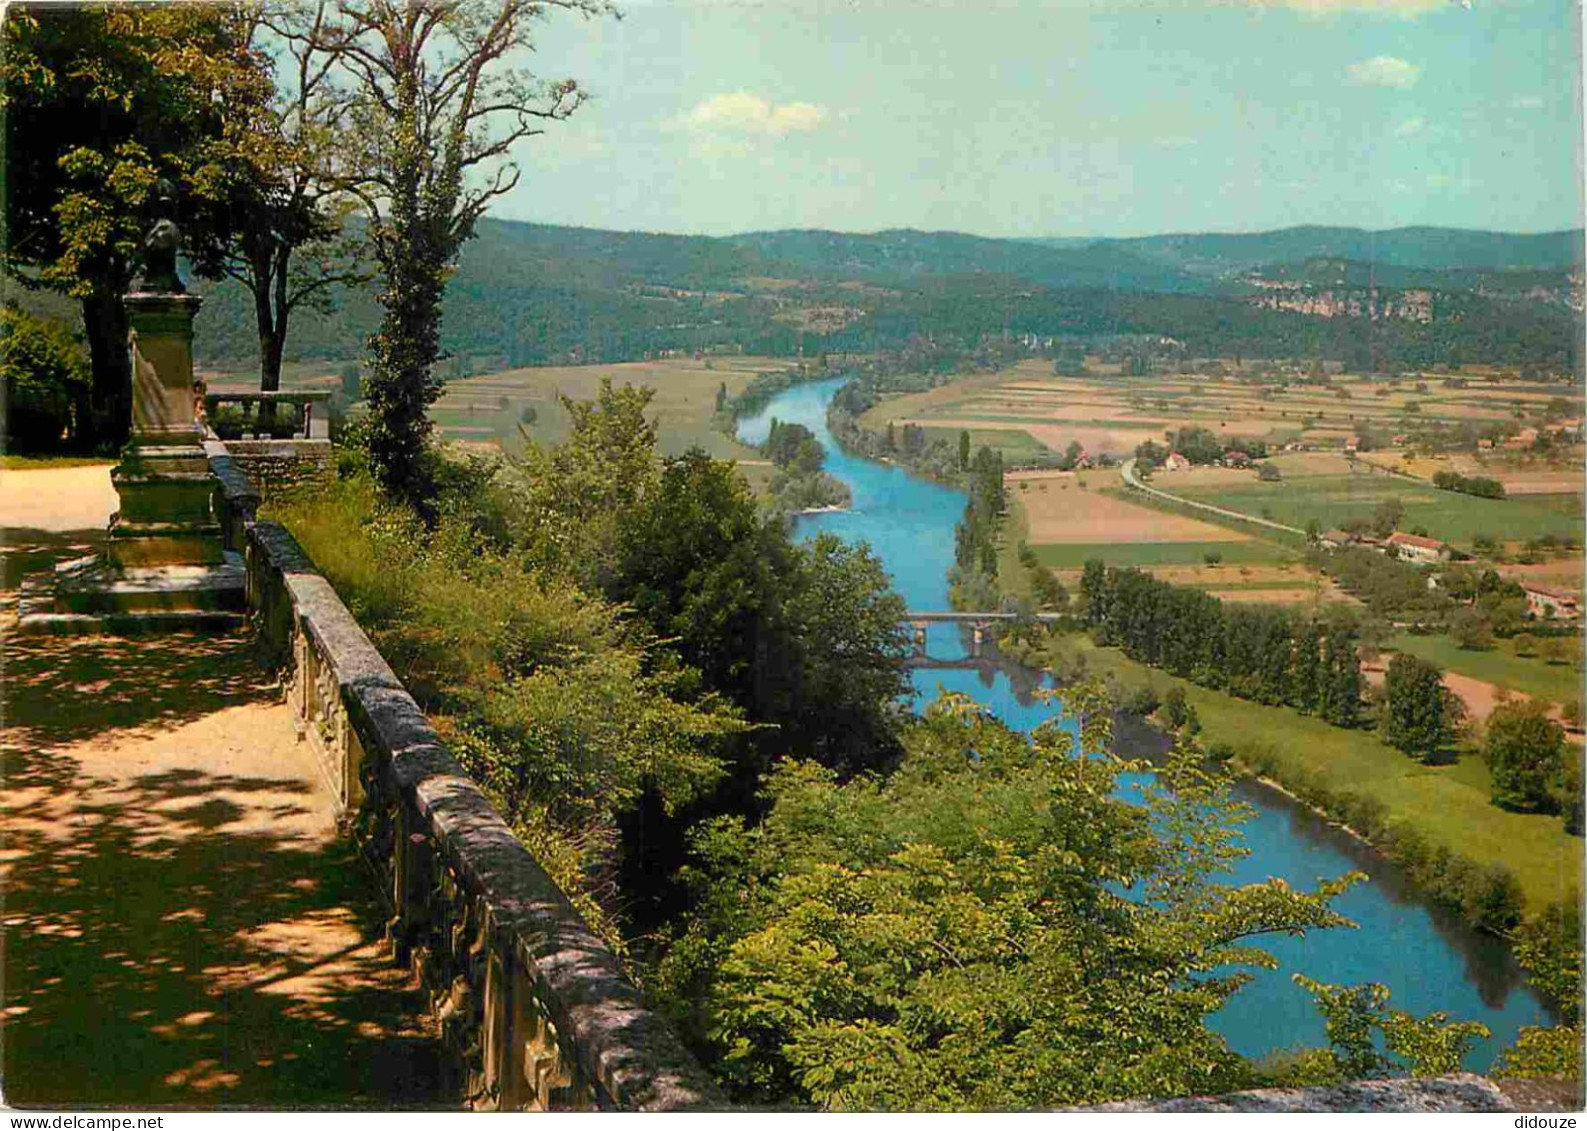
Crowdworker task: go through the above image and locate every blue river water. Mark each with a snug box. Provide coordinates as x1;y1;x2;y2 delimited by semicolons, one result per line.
737;375;1552;1069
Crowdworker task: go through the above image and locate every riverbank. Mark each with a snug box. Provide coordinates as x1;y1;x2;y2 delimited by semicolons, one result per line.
743;372;1555;1069
1001;628;1581;925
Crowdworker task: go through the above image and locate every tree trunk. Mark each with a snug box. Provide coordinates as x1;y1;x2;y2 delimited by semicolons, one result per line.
253;264;282;393
78;282;131;453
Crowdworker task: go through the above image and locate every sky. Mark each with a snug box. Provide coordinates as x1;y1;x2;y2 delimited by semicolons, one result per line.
494;0;1585;238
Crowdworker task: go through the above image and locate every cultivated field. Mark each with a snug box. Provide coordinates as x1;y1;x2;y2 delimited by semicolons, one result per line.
1172;473;1583;547
429;357;787;459
1013;472;1250;544
860;359;1585;466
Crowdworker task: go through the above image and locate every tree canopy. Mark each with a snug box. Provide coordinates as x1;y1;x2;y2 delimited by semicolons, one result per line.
656;688;1359;1109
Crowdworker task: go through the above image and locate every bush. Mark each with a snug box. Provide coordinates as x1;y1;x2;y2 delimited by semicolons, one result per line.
268;474;747;930
1119;681;1161;717
1;305;91;453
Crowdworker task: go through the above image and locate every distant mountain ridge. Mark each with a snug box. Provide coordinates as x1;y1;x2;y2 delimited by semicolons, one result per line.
1024;225;1585;275
57;214;1570;373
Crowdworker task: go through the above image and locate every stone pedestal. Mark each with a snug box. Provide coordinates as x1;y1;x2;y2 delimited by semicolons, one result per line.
18;293;245;635
108;295;225;568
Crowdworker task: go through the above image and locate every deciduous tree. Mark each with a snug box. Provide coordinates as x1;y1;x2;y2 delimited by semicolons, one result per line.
304;0;612;510
2;4;268;448
1483;699;1566;811
1382;653;1461;761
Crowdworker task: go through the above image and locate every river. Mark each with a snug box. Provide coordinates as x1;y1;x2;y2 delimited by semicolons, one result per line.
736;374;1551;1071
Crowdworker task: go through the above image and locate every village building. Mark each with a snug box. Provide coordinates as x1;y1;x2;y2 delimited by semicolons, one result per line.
1319;528;1358;549
1385;531;1451;564
1163;451;1191;472
1222;449;1252;468
1523;584;1581;621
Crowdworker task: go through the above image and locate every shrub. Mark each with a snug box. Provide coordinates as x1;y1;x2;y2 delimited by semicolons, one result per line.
268;475;747;928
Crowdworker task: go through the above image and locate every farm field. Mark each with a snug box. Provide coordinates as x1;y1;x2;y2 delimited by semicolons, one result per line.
210;355;788;463
1030;540;1292;569
1172;473;1583;546
1498;558;1587;594
1356;450;1584;496
1386;632;1584;707
428;357;787;459
1039;634;1582;913
1013;469;1252;544
920;425;1053;461
859;359;1585;466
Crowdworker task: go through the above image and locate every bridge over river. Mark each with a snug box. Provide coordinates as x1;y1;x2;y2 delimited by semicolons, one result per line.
902;610;1065;659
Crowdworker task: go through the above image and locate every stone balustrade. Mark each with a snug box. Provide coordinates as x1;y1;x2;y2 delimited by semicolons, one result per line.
204;390;333;439
241;518;724;1112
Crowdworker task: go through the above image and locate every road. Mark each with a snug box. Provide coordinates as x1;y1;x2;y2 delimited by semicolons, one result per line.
1118;457;1308;538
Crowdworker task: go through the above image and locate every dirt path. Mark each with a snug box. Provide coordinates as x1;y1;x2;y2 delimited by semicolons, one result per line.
0;464;118;532
1365;660;1584;744
1;628;446;1108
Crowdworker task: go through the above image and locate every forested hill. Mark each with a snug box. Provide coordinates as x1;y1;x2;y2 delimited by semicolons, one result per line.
724;228;1207;292
1030;225;1586;276
174;217;1582;373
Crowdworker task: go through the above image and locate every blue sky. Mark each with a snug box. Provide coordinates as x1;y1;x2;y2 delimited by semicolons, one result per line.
498;0;1584;237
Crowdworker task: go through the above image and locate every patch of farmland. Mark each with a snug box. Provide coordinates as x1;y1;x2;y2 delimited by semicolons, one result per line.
431;357;784;460
1013;473;1252;543
1173;472;1584;545
1030;541;1288;570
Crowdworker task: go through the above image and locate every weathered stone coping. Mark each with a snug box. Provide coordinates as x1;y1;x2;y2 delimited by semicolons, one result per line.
244;519;724;1112
204;440;260;553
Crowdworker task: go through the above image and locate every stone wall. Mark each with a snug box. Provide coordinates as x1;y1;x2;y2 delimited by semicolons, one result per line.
242;518;724;1112
221;439;335;497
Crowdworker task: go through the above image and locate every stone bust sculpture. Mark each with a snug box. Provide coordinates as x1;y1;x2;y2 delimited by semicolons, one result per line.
136;180;186;294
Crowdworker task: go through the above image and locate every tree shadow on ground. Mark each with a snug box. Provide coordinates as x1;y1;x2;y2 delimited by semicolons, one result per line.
3;625;282;750
1;527;103;589
2;630;452;1109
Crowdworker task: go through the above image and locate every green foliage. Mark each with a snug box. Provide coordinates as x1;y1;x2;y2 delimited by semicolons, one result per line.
657;687;1359;1109
1484;699;1567;812
1493;1026;1582;1081
1493;901;1582;1081
1080;562;1362;725
1433;470;1506;499
2;4;269;448
1382;654;1461;762
952;445;1006;594
1293;975;1490;1082
270;474;746;925
1451;608;1495;651
1512;902;1583;1027
0;305;90;452
320;0;610;510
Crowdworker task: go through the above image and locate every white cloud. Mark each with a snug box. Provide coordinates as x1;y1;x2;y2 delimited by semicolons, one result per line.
1345;55;1422;88
1510;95;1545;110
677;91;829;136
1392;116;1426;136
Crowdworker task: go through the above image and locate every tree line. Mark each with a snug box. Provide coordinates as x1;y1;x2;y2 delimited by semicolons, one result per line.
1431;470;1507;500
1081;561;1363;726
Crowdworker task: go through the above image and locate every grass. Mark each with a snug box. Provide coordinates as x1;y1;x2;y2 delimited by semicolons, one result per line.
2;454;116;470
1030;540;1294;569
921;425;1051;459
1174;472;1583;546
427;357;787;463
997;495;1035;600
1387;632;1584;706
1044;633;1582;912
